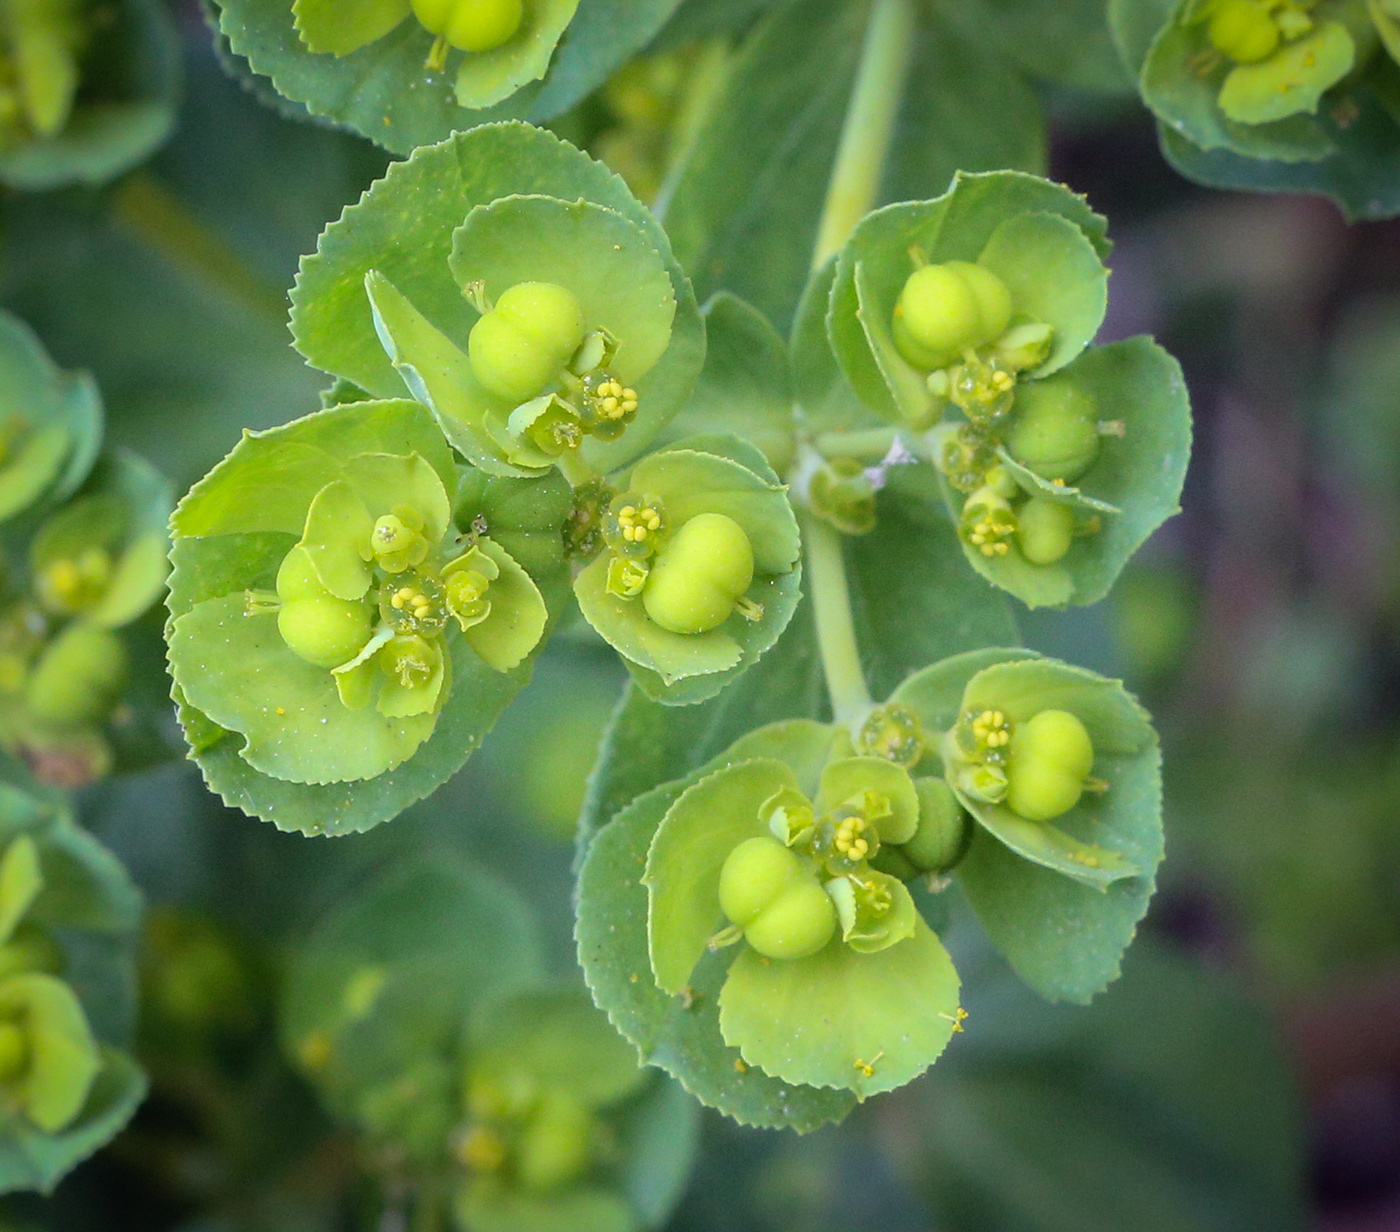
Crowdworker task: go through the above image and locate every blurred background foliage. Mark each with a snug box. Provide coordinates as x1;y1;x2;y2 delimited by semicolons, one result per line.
1;0;1399;1228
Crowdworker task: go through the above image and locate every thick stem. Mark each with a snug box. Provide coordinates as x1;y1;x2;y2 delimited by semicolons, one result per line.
804;513;872;727
805;0;914;727
815;426;901;462
811;0;918;270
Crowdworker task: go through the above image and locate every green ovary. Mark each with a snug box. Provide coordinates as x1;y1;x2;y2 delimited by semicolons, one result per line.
278;599;374;669
719;836;836;961
468;281;587;404
642;512;755;635
1006;378;1101;483
1207;0;1282;61
1016;497;1077;565
892;261;1012;371
412;0;523;52
1005;709;1095;822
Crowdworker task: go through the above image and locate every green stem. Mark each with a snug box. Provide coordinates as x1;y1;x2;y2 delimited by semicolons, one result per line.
804;513;872;727
815;426;901;462
811;0;918;270
804;0;914;727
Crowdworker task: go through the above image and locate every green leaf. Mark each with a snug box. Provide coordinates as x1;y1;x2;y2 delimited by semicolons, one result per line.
830;172;1110;424
453;467;574;579
0;0;179;192
462;537;550;672
613;1075;701;1230
1217;23;1355;126
447;193;690;472
897;653;1163;1002
663;0;1046;333
529;0;685;120
216;0;578;154
977;212;1109;379
1140;4;1337;163
291;0;410;57
644;758;795;994
1107;0;1177;76
282;855;543;1117
576;773;858;1131
1156;78;1400;220
0;309;103;522
291;123;701;416
470;986;647;1110
790;260;884;438
172;400;456;538
815;757;919;844
658;293;796;476
366;271;544;478
0;1047;146;1195
718;916;960;1096
0;837;42;947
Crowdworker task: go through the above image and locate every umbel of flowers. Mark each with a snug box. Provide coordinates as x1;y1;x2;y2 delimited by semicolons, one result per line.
828;171;1190;608
166;400;549;793
579;649;1162;1113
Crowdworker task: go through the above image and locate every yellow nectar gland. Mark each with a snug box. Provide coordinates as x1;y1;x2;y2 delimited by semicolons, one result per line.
616;502;663;545
833;815;873;862
458;1124;508;1173
593;378;639;422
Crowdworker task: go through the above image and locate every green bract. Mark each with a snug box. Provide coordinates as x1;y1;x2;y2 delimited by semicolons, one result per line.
572;436;802;705
0;0;179;192
165;399;560;835
292;123;704;478
0;755;146;1193
829;172;1192;608
891;649;1164;1002
0;448;171;783
1114;0;1400;218
0;310;101;524
283;858;697;1231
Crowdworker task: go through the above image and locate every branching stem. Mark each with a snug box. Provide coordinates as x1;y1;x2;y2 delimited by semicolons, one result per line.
804;0;915;728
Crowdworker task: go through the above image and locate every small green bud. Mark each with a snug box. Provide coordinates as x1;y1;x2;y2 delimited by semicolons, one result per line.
605;555;649;599
1006;377;1101;483
1207;0;1281;62
443;567;492;627
468;281;587;404
718;836;836;961
1016;497;1077;565
642;512;755;635
370;509;432;574
278;597;374;668
1005;708;1095;822
808;458;877;536
412;0;524;53
892;261;1013;371
824;870;909;953
516;1092;595;1192
904;778;970;873
24;624;128;728
993;322;1055;373
934;423;997;494
760;787;817;848
954;761;1009;805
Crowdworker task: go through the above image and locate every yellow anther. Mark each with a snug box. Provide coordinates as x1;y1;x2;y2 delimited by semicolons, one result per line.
854;1050;884;1078
833;816;872;862
734;1058;749;1074
939;1007;969;1033
593;378;639;420
619;505;636;518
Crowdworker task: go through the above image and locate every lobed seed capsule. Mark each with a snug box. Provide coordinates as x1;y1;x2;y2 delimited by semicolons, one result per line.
467;281;587;404
1016;497;1077;565
411;0;524;53
1006;377;1101;483
642;512;754;635
892;261;1013;372
1005;708;1095;822
718;836;837;961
